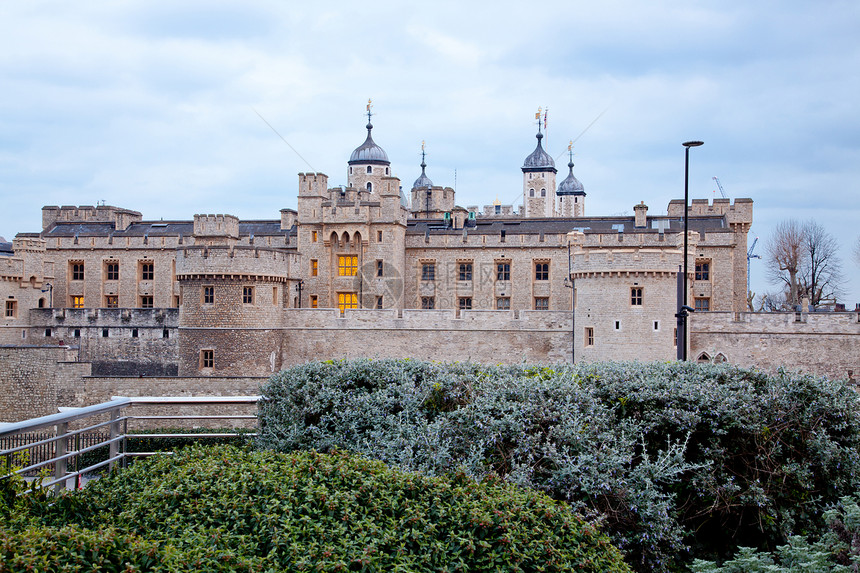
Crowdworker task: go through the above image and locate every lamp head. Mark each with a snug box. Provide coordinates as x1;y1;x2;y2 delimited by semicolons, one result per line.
682;141;704;148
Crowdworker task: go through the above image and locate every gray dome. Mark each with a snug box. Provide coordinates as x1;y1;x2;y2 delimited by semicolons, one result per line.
412;160;433;189
522;131;556;172
348;122;390;165
557;161;585;195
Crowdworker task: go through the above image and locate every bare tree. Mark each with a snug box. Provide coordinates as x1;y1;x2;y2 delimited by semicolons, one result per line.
766;220;804;307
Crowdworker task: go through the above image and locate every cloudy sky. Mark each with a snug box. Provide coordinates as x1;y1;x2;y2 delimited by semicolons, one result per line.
1;1;859;304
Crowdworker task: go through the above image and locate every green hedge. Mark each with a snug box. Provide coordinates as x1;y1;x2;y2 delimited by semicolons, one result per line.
257;359;860;571
5;445;630;572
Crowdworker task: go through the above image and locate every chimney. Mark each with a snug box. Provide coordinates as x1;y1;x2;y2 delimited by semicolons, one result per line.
634;201;648;228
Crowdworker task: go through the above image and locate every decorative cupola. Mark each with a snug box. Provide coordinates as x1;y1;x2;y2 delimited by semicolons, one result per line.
409;141;455;219
556;142;586;217
412;141;433;190
347;99;391;196
521;108;558;218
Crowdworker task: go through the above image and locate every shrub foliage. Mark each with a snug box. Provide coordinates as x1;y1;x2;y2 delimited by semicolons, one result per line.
3;445;630;572
257;360;860;571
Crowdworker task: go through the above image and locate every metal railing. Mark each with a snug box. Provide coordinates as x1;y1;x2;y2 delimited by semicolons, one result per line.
0;396;261;492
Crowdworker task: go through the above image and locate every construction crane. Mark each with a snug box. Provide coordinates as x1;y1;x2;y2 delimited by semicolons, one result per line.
747;236;761;296
712;176;727;199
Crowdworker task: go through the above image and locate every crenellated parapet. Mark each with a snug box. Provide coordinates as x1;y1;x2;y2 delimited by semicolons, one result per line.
175;245;296;282
42;205;142;232
192;214;240;242
667;198;754;227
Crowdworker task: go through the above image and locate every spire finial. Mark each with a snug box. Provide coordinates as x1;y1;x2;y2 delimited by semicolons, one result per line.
568;140;574;167
420;140;427;170
366;98;374;131
535;107;543;134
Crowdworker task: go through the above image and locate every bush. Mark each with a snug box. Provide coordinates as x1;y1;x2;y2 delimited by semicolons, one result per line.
257;359;860;571
7;445;630;572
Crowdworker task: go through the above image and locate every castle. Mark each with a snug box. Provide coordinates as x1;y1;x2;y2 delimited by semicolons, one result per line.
0;112;857;421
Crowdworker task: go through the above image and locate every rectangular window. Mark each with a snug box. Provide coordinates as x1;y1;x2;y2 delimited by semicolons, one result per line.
376;296;383;309
45;328;52;337
310;295;318;308
105;295;118;308
74;329;81;338
131;328;138;338
535;262;549;281
102;328;109;338
421;263;435;281
338;255;358;277
695;260;710;281
673;327;678;347
312;230;318;242
377;230;383;242
203;286;214;305
173;295;180;308
534;297;549;310
496;262;510;281
376;259;384;277
140;261;154;281
201;349;214;369
585;327;595;347
695;297;711;311
311;259;318;276
71;296;85;309
458;297;472;310
105;261;119;281
421;296;435;309
5;300;16;318
458;263;473;281
243;286;254;304
496;297;510;310
631;287;643;306
272;287;278;305
337;292;358;314
70;262;84;281
162;329;169;339
139;295;153;308
615;320;621;330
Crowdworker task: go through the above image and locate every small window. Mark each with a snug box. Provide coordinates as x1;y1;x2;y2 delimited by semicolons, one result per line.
366;182;372;192
38;298;45;308
105;295;118;308
496;262;510;281
674;327;678;347
74;329;81;338
695;297;710;311
131;328;139;338
695;260;710;281
162;328;169;339
272;287;278;305
310;295;318;308
243;286;254;305
201;349;214;369
458;263;473;281
534;297;549;311
105;261;119;281
421;263;435;281
5;300;17;318
654;321;660;331
631;287;643;306
385;167;389;175
102;328;109;338
338;256;358;277
614;320;621;331
535;262;549;281
377;230;383;242
421;296;435;309
71;296;85;309
312;231;318;242
458;297;472;310
45;328;52;337
203;286;214;305
376;260;383;277
540;188;546;197
140;261;154;281
496;297;510;310
495;204;501;215
366;165;372;174
529;188;535;197
140;295;153;308
585;327;594;347
311;259;318;276
376;296;383;309
70;262;84;281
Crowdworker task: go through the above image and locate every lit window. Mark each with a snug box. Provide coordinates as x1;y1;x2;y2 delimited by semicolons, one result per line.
535;262;549;281
311;231;318;242
70;262;84;281
631;287;643;306
458;297;472;310
203;286;214;305
71;296;85;309
496;262;510;281
695;261;710;281
243;286;254;304
105;262;119;281
311;259;318;276
140;296;153;308
105;295;118;308
534;297;549;310
585;327;594;347
140;261;154;281
201;349;214;369
338;256;358;276
337;292;358;314
376;260;383;277
310;295;318;308
5;300;17;318
695;297;710;311
496;297;510;310
422;263;435;281
421;296;435;309
458;263;473;281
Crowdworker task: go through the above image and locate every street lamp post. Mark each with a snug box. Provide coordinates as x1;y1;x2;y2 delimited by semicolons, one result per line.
678;140;703;361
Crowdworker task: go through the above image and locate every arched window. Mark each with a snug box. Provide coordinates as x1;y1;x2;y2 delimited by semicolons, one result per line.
366;182;372;192
366;166;372;174
541;188;546;197
529;189;535;197
349;167;353;174
385;167;389;175
697;353;711;363
38;298;45;308
714;353;727;363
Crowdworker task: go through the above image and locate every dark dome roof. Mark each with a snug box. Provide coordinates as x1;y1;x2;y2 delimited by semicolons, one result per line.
348;122;390;165
412;160;433;189
557;160;585;195
522;131;556;172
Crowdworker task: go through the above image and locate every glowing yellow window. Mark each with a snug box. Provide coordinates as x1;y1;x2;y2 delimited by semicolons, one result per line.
311;259;318;276
71;296;85;309
337;292;357;313
338;255;358;276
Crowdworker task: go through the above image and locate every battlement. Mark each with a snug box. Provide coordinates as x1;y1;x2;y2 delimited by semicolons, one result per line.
42;205;142;231
298;172;330;196
193;214;239;240
175;245;296;279
11;237;46;253
666;197;753;225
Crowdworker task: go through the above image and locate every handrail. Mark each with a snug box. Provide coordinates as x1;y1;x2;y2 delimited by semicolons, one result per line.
1;395;262;492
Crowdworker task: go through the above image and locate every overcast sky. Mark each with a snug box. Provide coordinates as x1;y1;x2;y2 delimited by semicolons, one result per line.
1;1;859;305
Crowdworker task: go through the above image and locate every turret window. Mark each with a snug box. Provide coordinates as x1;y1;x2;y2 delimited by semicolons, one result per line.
366;166;372;174
367;182;372;192
541;188;546;197
529;189;535;197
